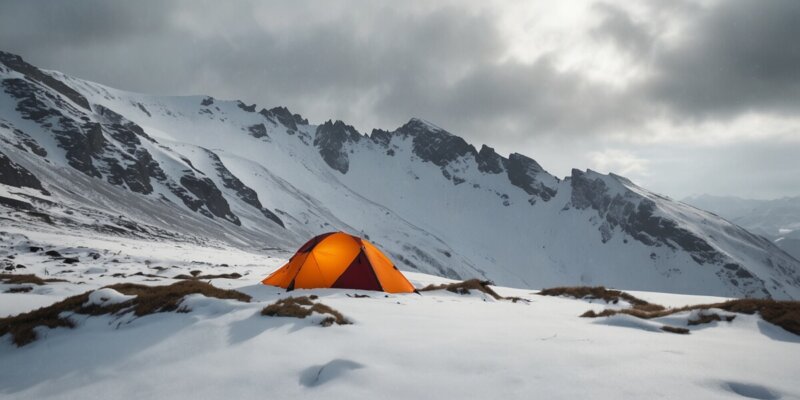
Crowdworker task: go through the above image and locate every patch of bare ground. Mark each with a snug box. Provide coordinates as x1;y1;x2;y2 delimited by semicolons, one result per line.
0;273;67;285
173;272;242;280
4;286;33;293
660;325;690;334
420;279;528;302
261;296;350;327
539;286;665;312
560;286;800;336
0;280;251;347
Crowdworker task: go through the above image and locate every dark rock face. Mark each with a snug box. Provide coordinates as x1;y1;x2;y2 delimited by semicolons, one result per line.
370;129;392;146
0;51;90;110
476;145;504;174
268;106;308;131
136;103;151;117
504;153;556;201
179;174;240;225
0;151;46;193
314;120;361;174
1;61;243;226
0;120;47;157
396;119;476;167
201;97;214;107
203;149;284;227
237;101;256;112
570;169;722;262
248;123;269;139
2;78;66;123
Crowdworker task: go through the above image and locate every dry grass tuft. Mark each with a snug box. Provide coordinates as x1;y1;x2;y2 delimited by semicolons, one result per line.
688;312;736;326
4;286;33;293
660;325;690;334
261;296;350;327
539;286;665;312
572;289;800;336
420;279;529;303
0;274;67;285
173;272;242;280
0;280;251;347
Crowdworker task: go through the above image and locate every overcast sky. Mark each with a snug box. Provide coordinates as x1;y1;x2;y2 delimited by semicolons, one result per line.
1;0;798;199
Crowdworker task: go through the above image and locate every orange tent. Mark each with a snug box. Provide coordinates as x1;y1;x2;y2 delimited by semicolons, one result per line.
262;232;416;293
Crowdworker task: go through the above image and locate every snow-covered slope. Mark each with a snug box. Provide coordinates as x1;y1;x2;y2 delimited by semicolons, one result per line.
1;232;799;400
2;50;800;299
684;194;800;261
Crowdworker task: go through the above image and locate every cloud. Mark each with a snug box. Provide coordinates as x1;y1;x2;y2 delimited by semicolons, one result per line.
0;0;798;198
590;3;654;57
644;0;800;119
589;149;650;178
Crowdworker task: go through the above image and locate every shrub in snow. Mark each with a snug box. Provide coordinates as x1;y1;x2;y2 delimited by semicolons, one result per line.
261;296;350;327
0;280;251;346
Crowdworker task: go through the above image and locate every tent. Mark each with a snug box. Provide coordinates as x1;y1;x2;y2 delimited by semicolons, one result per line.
262;232;416;293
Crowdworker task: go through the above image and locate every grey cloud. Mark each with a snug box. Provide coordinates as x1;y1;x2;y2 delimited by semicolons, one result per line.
645;0;800;119
0;0;799;200
591;3;653;56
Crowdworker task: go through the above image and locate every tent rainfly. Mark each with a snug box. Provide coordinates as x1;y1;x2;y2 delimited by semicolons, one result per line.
262;232;416;293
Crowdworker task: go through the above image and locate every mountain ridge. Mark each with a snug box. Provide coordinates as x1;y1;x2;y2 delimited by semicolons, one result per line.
2;50;799;299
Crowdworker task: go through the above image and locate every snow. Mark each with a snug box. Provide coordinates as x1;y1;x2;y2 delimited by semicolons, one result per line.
0;234;798;400
3;63;799;299
83;288;135;307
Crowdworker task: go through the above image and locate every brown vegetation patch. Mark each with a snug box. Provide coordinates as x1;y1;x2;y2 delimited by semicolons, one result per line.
0;273;67;285
420;279;528;302
4;286;33;293
261;296;350;327
660;325;690;334
539;286;665;312
688;312;736;326
571;289;800;336
0;280;251;347
173;272;242;280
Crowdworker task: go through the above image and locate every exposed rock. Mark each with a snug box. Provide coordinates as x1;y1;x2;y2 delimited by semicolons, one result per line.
0;120;47;156
396;118;476;167
0;151;46;193
237;101;256;113
247;123;269;139
570;169;725;264
0;195;34;211
179;174;240;225
268;106;308;131
370;129;392;146
476;145;504;174
201;97;214;107
504;153;556;201
314;120;361;174
202;149;284;227
136;103;151;117
0;51;90;110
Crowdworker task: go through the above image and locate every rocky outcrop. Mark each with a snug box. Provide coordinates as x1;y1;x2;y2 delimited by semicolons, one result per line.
203;149;284;227
314;120;361;174
396;119;476;167
179;174;240;225
267;106;308;132
0;51;90;110
476;145;504;174
504;153;557;201
248;123;269;139
0;151;47;194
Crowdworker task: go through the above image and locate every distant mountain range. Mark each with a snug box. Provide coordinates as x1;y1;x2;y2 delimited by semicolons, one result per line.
683;194;800;261
2;50;799;299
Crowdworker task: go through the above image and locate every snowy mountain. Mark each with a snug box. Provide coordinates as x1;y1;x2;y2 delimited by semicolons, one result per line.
684;194;800;261
2;50;800;299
